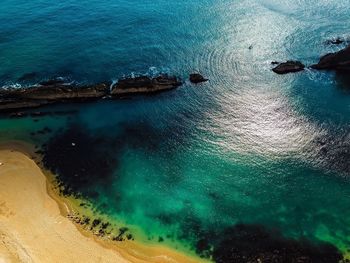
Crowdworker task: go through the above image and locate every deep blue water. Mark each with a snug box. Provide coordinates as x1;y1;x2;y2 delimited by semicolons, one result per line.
1;0;350;261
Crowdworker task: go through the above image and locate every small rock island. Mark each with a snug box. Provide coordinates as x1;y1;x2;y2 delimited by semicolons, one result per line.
272;61;305;74
189;73;208;83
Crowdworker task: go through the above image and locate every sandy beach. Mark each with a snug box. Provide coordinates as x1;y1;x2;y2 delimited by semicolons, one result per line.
0;149;203;263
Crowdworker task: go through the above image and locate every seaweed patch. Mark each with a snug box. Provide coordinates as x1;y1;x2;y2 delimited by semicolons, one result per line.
198;224;343;263
42;124;119;197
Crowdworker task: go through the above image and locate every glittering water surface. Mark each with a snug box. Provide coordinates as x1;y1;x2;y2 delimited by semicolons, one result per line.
1;0;350;260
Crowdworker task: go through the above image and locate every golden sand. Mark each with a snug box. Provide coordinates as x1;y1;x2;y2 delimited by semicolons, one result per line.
0;149;205;263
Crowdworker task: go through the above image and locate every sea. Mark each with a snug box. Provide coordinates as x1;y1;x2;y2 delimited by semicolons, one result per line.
1;0;350;261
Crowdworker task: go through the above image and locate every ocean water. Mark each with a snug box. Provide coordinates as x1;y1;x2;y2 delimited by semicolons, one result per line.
1;0;350;261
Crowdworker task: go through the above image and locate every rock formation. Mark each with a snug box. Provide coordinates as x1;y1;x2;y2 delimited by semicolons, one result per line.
272;61;305;74
0;75;182;112
189;73;208;83
311;45;350;70
110;75;181;95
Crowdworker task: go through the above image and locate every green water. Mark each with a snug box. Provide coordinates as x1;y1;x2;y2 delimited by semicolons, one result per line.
1;88;350;259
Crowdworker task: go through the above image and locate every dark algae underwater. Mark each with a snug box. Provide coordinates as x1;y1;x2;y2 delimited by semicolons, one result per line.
1;0;350;262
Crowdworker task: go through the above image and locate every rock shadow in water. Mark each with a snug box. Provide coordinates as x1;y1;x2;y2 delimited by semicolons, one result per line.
335;70;350;91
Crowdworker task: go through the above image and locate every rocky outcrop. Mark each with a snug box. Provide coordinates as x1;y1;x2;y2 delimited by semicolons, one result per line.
0;75;183;112
0;81;106;112
272;61;305;74
110;75;181;96
311;45;350;70
189;73;208;83
7;83;108;101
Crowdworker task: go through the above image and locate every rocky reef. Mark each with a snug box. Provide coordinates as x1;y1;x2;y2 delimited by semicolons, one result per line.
110;75;181;95
0;74;182;112
0;82;107;112
271;41;350;76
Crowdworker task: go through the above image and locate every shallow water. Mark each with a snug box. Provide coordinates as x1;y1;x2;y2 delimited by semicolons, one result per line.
1;0;350;261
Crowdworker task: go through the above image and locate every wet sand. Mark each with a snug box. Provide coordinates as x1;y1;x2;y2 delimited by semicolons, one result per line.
0;149;204;263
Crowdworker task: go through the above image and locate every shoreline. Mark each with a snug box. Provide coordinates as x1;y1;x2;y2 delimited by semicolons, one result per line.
0;145;207;263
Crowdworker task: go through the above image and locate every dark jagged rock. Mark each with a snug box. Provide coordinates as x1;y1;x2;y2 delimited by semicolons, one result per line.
111;75;181;96
101;222;110;229
119;227;129;234
189;73;208;83
112;227;130;242
83;217;90;225
153;75;182;90
312;45;350;70
272;61;305;74
91;219;101;229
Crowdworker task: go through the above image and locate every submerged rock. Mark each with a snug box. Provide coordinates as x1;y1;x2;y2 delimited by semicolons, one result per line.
325;37;345;45
189;73;208;83
311;45;350;70
0;99;47;112
324;36;350;46
110;75;181;96
9;112;28;118
272;61;305;74
91;219;101;229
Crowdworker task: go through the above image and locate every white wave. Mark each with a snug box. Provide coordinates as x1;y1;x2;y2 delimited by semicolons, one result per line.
0;83;22;90
110;79;117;91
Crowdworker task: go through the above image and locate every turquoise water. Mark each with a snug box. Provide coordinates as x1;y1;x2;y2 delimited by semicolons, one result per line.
1;0;350;261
